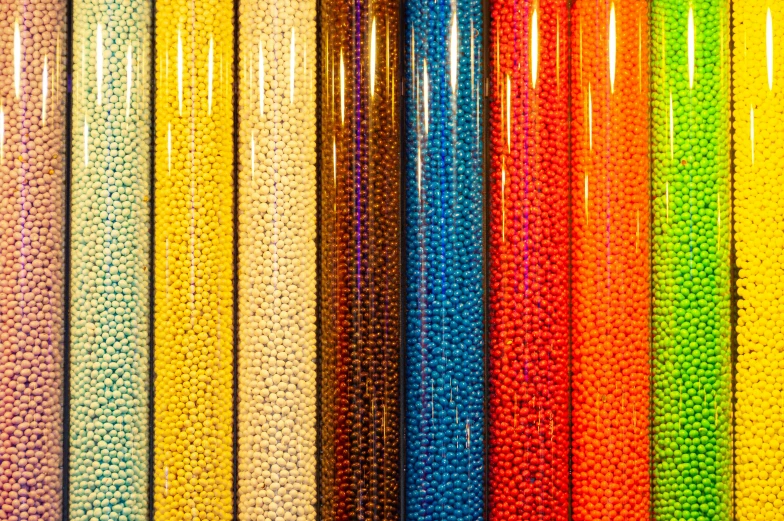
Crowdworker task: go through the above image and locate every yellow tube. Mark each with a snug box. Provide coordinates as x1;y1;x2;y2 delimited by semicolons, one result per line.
153;0;234;518
733;4;784;521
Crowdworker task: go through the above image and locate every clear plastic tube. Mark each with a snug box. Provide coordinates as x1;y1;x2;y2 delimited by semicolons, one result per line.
236;0;318;519
487;0;570;519
403;0;484;517
153;0;234;517
0;1;67;519
68;0;152;519
650;0;732;520
570;1;650;519
732;3;784;520
319;0;401;518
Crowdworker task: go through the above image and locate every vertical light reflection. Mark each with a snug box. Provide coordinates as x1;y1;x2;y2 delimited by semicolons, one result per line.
290;28;296;103
688;6;695;89
42;56;48;124
531;9;539;88
259;42;265;115
669;91;674;159
97;23;104;106
126;45;133;117
370;18;377;99
178;30;183;115
609;4;617;92
450;12;458;93
417;145;422;197
14;22;21;98
506;74;511;152
424;59;429;134
208;37;214;114
768;8;774;90
340;50;345;124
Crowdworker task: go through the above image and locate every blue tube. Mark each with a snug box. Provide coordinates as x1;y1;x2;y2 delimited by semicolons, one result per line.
404;1;484;519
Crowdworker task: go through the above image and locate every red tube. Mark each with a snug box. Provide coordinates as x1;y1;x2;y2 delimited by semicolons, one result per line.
570;1;651;519
487;1;569;520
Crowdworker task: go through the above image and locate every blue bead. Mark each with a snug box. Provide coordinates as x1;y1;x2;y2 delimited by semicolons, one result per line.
403;0;484;518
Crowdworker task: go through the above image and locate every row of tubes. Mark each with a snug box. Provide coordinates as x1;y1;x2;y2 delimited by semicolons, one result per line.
0;0;778;519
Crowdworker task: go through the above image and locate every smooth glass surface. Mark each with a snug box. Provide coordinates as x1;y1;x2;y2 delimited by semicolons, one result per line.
487;0;570;519
319;0;402;517
236;0;318;519
570;1;651;519
0;2;67;519
153;0;234;517
650;0;732;519
403;0;484;517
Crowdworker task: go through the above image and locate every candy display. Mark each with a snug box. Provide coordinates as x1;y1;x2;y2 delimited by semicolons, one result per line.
650;0;733;520
152;0;234;517
487;0;570;519
403;0;484;516
733;3;784;520
0;0;67;518
68;0;151;518
236;0;318;519
570;1;650;519
319;0;401;517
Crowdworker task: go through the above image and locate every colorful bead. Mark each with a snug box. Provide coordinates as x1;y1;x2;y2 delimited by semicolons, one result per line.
733;3;784;520
650;0;733;520
68;0;151;518
153;0;234;518
319;0;401;518
236;0;318;519
488;0;570;519
403;0;484;518
570;1;651;519
0;0;67;519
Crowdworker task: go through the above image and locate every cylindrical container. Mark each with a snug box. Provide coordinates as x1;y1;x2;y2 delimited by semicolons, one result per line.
403;0;484;518
319;0;401;517
0;1;67;519
68;0;152;517
152;0;234;517
236;0;318;518
733;4;784;520
650;1;732;520
487;0;570;519
570;1;650;519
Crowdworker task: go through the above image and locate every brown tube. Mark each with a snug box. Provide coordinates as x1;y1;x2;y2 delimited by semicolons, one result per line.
319;0;401;518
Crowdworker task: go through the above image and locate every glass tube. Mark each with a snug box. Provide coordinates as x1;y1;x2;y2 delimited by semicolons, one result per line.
570;1;650;520
319;0;401;518
487;0;569;519
0;0;67;519
403;0;484;518
68;0;152;519
236;0;317;519
650;1;732;520
733;4;784;520
152;0;234;516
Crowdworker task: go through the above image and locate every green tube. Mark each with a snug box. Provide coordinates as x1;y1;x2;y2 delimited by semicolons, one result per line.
650;1;732;520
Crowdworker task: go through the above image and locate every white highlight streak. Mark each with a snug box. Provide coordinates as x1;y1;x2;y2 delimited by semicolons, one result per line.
609;4;617;92
450;13;458;93
370;18;377;99
688;7;695;89
531;9;539;88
